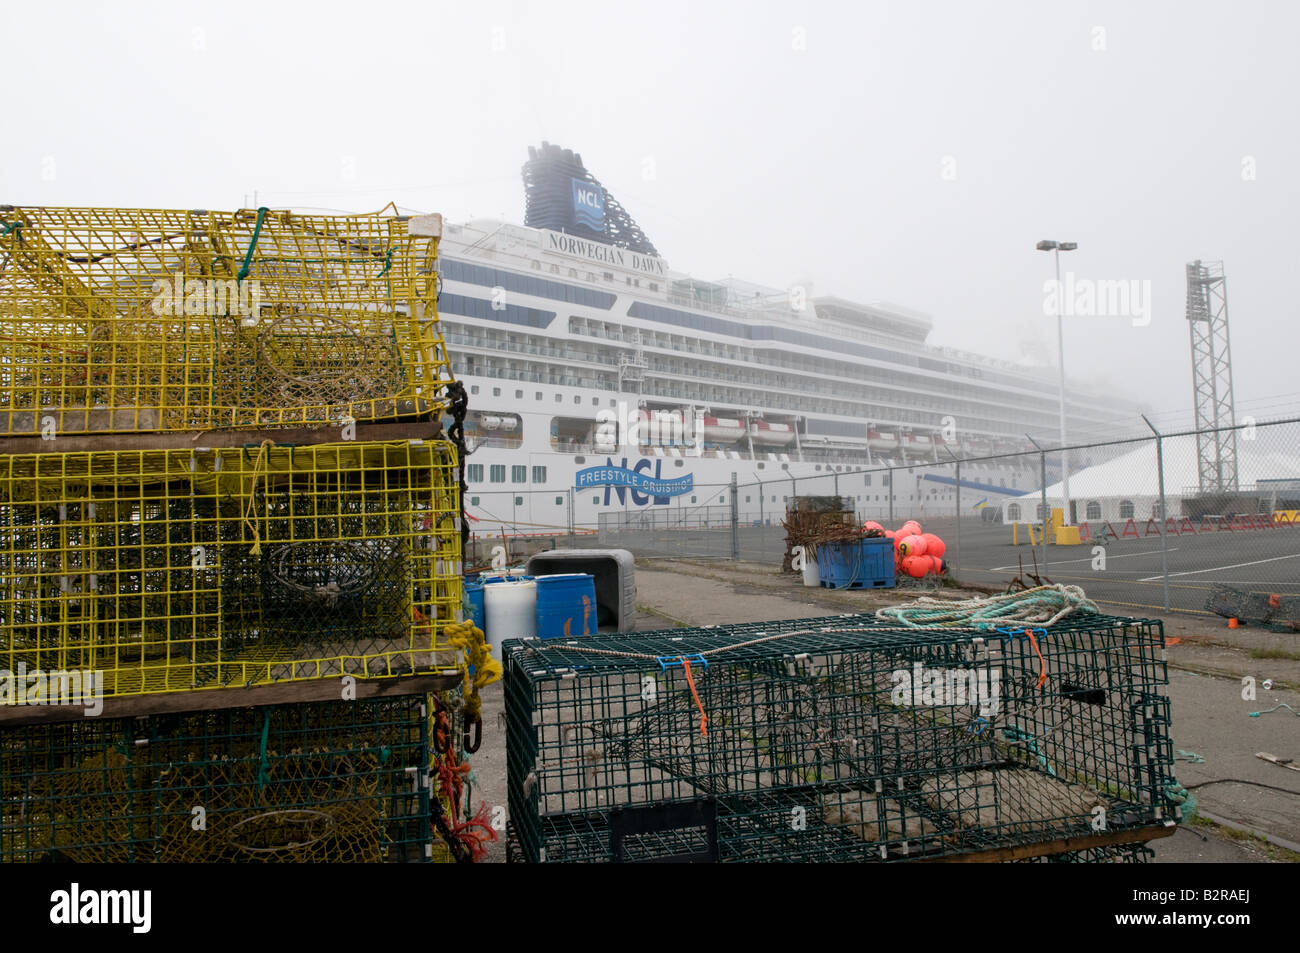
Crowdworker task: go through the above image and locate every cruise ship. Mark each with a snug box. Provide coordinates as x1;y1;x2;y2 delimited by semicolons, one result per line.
438;143;1137;536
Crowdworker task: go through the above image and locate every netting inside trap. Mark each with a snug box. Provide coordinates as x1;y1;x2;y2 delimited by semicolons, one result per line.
0;693;459;862
505;616;1177;862
0;206;453;434
0;440;462;695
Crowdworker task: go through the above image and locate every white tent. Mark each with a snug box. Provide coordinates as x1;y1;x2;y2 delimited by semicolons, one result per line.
1001;432;1300;524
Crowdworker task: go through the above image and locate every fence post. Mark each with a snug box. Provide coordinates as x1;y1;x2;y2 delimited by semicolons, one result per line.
1143;415;1172;611
954;458;961;579
1026;435;1049;574
730;472;740;560
833;470;840;501
566;488;575;545
887;467;895;525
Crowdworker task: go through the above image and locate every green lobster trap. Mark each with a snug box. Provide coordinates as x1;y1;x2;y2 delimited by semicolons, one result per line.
0;439;462;697
505;614;1178;862
0;205;453;435
0;690;477;862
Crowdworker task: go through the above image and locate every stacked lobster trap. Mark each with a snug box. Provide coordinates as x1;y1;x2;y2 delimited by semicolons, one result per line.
0;205;486;862
0;205;450;433
505;613;1180;862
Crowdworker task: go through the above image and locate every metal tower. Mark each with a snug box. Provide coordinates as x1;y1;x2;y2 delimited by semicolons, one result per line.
1186;260;1239;492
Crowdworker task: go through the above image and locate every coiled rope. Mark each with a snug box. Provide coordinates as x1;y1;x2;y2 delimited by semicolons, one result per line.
873;585;1099;629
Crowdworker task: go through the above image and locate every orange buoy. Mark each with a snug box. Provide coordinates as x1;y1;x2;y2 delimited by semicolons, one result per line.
920;533;945;558
1228;617;1239;629
898;534;928;558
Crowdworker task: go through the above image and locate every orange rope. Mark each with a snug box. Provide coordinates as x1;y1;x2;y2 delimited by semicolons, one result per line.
680;658;708;736
433;705;497;861
1023;628;1047;689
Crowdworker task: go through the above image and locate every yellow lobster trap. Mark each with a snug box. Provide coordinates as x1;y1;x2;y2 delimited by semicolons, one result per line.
0;205;453;435
0;439;463;696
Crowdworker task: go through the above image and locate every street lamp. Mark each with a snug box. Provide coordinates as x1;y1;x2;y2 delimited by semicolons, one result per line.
1037;239;1077;525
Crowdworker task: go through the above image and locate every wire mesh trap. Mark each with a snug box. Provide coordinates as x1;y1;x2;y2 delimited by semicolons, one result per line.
0;205;453;434
0;691;469;862
504;616;1177;862
0;439;463;696
1205;585;1299;632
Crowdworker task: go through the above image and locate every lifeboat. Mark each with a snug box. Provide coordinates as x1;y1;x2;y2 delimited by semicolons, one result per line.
479;414;518;432
703;416;745;443
868;430;900;451
749;419;796;447
636;409;685;443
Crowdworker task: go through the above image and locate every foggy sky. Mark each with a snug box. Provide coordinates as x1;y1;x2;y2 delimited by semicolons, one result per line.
3;0;1296;439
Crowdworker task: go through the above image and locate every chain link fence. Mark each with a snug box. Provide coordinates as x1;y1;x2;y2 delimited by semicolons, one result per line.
462;417;1300;617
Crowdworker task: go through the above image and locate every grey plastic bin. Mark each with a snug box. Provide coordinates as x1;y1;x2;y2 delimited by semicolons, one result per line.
525;549;636;632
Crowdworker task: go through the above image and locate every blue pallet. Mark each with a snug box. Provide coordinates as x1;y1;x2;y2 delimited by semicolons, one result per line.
815;538;895;590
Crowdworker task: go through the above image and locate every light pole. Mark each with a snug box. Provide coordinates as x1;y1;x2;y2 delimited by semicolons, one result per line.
1037;239;1077;525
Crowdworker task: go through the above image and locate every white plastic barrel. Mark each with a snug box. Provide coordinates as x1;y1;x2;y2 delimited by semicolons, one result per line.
484;579;538;654
801;549;821;587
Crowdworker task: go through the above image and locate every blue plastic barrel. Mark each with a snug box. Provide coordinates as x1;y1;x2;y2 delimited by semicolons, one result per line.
465;577;486;633
535;573;597;640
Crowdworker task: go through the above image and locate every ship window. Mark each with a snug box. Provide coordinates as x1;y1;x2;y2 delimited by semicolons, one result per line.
864;475;872;486
649;283;659;292
532;466;547;483
593;497;599;504
467;464;483;482
603;272;613;281
555;394;562;403
569;269;577;277
511;466;527;483
489;465;505;483
535;392;542;401
591;397;599;405
471;496;480;506
471;385;480;395
493;387;501;397
691;496;697;504
515;496;523;506
781;464;789;470
575;456;585;464
555;496;563;506
574;395;581;404
757;463;765;469
815;465;822;471
516;389;523;399
719;494;726;503
674;460;683;468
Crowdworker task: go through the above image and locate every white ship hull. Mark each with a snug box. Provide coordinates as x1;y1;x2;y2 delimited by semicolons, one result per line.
455;374;1038;537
